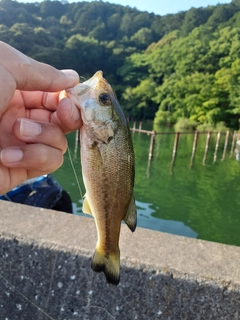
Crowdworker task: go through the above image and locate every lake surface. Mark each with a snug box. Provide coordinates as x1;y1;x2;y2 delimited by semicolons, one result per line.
54;123;240;247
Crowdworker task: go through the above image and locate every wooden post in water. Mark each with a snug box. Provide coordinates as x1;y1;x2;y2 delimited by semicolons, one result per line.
203;131;211;165
190;131;199;168
221;130;230;161
133;121;136;131
74;129;80;158
213;131;221;163
139;122;142;131
230;131;236;158
170;132;180;174
148;131;156;160
173;132;180;157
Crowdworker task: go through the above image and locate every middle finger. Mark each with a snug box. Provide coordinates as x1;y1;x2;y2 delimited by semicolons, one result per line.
12;118;68;153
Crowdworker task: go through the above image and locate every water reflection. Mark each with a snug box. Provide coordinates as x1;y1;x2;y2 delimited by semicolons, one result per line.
136;200;198;238
132;124;240;246
72;199;83;216
133;125;239;176
189;131;199;169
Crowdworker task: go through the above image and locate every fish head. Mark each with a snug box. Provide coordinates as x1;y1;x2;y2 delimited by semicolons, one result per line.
66;71;127;143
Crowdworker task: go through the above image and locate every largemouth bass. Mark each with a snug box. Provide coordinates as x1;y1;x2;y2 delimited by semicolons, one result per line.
66;71;137;285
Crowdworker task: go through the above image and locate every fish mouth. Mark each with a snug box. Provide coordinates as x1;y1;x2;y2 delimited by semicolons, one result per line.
66;83;91;108
66;71;104;107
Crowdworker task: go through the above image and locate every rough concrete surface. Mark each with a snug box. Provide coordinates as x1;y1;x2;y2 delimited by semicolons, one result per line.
0;200;240;320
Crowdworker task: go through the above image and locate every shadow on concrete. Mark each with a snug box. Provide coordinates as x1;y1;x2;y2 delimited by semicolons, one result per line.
0;237;240;320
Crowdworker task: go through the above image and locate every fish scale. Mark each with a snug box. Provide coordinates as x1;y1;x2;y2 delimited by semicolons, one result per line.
67;71;137;285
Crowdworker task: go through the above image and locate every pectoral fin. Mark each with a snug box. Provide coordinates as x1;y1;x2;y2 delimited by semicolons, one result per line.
82;194;92;215
124;195;137;232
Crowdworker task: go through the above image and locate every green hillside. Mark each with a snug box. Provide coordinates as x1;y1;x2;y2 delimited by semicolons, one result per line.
1;0;240;129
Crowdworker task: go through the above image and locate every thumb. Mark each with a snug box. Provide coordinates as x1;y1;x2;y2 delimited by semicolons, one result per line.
0;41;79;114
0;42;79;91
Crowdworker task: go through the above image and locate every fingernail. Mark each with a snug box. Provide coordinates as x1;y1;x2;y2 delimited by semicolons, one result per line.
71;103;80;121
20;119;42;137
1;148;24;163
61;69;79;81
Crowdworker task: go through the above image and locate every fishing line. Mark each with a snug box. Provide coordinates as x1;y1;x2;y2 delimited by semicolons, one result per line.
83;305;116;320
0;271;56;320
80;76;87;82
67;141;83;200
45;253;58;312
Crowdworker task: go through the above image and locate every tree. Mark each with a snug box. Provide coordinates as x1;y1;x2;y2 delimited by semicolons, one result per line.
130;28;154;48
180;7;212;37
207;4;236;28
39;0;66;19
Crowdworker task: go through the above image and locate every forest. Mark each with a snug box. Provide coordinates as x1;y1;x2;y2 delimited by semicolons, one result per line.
1;0;240;129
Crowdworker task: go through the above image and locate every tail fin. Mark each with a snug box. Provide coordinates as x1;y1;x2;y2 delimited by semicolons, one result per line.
91;249;120;285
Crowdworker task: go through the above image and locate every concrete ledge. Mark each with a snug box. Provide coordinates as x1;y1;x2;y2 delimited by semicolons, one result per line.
0;201;240;319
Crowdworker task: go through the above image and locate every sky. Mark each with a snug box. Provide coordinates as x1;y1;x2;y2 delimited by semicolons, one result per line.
16;0;232;16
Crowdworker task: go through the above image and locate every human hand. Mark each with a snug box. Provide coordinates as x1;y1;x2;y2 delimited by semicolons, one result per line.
0;41;82;194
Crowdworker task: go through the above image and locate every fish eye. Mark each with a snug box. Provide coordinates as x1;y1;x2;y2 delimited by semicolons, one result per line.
99;93;111;106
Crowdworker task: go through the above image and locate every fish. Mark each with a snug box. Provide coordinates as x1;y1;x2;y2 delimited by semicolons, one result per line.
66;71;137;285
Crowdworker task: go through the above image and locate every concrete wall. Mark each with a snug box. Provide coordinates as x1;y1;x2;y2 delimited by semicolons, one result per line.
0;200;240;320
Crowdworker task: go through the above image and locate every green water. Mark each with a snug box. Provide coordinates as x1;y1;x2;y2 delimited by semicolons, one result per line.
54;124;240;247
